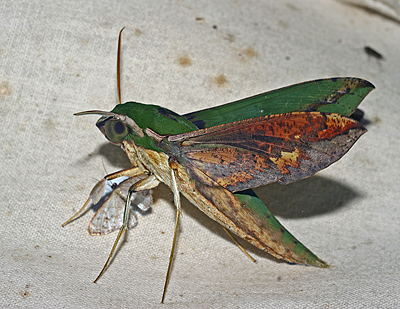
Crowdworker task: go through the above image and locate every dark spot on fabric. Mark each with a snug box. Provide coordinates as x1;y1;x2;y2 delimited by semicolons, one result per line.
364;46;384;59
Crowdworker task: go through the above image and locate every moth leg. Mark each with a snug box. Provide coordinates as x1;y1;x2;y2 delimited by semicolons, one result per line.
62;178;106;227
62;167;145;227
94;174;160;283
223;227;256;263
161;164;181;303
104;166;146;181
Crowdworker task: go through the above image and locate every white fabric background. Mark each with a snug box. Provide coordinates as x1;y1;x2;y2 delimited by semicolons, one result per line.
1;0;399;307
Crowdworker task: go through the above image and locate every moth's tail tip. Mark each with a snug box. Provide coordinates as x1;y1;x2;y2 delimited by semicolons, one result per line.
301;255;330;268
314;259;330;269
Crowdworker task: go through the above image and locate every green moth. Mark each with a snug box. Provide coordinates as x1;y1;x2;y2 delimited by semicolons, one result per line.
63;29;374;302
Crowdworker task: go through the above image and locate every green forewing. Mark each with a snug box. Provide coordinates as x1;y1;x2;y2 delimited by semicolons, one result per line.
184;77;374;129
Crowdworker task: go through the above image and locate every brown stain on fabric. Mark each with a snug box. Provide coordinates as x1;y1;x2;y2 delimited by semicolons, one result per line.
44;119;57;130
134;28;143;36
0;81;11;97
242;46;258;58
178;55;192;67
20;290;31;298
214;74;228;87
224;33;235;43
238;46;258;62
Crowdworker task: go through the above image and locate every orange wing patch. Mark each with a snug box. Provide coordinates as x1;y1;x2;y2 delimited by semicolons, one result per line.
269;147;302;174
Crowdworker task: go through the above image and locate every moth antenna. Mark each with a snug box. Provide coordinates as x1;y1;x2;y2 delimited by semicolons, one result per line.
117;27;125;105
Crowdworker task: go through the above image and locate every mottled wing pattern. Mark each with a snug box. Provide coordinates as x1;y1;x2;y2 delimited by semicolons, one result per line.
89;175;153;235
168;112;366;192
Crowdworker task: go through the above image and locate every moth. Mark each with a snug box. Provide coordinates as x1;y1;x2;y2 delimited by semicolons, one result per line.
63;29;374;302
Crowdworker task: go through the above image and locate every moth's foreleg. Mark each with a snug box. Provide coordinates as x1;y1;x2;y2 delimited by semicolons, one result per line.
104;166;145;181
62;167;146;227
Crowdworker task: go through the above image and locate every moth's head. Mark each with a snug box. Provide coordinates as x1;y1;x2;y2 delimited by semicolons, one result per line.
74;109;144;145
75;102;198;153
76;101;198;142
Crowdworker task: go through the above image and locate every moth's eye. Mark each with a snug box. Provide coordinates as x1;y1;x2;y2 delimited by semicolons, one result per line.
104;120;129;143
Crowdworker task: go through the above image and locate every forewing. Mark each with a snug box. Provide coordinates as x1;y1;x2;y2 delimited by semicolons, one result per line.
89;176;153;235
169;112;366;192
184;78;374;129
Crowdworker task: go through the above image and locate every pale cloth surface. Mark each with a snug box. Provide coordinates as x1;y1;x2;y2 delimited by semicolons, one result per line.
1;0;399;307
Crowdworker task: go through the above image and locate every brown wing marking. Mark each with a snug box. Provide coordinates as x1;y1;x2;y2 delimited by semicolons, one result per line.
167;112;366;192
